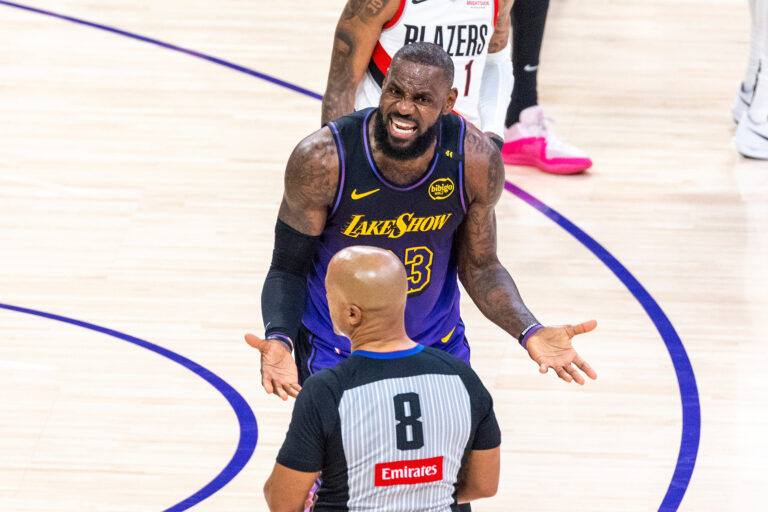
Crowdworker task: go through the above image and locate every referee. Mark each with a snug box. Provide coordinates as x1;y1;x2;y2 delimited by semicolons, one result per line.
257;246;500;511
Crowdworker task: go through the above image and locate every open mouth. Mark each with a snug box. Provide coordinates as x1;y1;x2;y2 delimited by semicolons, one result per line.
389;117;417;139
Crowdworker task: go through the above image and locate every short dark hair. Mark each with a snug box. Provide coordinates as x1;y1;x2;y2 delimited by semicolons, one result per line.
391;42;454;86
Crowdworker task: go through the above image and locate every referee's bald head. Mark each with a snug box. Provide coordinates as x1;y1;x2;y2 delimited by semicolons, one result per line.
325;246;408;339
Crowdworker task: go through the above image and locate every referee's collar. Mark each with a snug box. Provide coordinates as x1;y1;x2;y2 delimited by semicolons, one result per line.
353;344;424;360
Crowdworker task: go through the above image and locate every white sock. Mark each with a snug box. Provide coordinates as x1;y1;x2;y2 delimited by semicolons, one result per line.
749;0;768;119
743;0;762;90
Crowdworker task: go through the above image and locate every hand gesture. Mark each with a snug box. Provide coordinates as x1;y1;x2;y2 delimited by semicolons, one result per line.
244;333;302;400
525;320;598;385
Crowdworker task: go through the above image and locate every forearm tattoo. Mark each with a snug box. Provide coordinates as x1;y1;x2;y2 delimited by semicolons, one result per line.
342;0;391;21
458;132;537;338
459;234;538;339
322;27;357;124
322;0;394;124
487;0;511;54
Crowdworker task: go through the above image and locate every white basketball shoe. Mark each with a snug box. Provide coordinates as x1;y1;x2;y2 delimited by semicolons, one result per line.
734;110;768;159
732;82;754;124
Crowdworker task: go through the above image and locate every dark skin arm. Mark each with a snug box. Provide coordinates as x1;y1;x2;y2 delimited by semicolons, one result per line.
245;128;339;399
263;462;320;512
321;0;400;124
456;447;500;504
488;0;513;54
458;126;597;384
458;128;537;335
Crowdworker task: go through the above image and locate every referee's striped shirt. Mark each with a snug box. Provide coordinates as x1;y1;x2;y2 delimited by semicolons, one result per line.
277;344;501;511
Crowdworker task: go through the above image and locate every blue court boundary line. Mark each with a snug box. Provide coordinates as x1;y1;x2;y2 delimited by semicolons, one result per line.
504;183;700;511
0;0;322;101
0;1;700;510
0;303;258;512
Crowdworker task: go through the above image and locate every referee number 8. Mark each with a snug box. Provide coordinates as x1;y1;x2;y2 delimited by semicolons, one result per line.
393;392;424;450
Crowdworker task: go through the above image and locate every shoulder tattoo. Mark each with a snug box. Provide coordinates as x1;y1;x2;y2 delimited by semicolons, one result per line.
286;133;339;208
465;130;504;203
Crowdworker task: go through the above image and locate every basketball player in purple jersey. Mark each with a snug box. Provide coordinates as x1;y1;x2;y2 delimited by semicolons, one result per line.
246;43;597;399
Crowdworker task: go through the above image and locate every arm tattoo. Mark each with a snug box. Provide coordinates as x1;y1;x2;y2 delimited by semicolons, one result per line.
486;143;504;200
322;0;394;124
487;1;511;54
458;129;537;338
280;134;338;234
458;210;538;339
464;131;492;159
464;130;504;201
342;0;391;22
322;28;357;124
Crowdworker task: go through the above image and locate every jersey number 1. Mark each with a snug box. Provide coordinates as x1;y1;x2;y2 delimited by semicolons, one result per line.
464;59;475;97
393;393;424;450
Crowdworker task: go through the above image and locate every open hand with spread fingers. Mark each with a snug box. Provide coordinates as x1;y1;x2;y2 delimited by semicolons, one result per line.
244;333;302;400
524;320;598;385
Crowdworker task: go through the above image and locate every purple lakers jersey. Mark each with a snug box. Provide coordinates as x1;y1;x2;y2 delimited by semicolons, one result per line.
302;108;469;355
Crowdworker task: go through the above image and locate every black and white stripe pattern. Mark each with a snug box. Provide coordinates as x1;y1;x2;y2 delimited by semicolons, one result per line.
339;374;471;511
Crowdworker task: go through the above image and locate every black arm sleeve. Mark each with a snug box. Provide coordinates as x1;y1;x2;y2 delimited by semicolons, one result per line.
261;219;320;345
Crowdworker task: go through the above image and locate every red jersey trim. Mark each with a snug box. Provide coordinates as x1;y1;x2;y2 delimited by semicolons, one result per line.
369;41;393;86
383;0;407;30
493;0;499;29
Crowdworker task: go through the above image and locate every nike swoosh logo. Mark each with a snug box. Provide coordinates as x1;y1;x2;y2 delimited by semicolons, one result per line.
413;0;429;3
441;326;456;343
523;64;538;72
351;188;380;200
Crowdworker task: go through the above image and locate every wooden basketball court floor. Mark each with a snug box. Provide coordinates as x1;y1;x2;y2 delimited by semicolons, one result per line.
0;0;765;510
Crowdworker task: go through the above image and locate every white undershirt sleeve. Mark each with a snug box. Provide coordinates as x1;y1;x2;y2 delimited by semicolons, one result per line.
478;40;513;140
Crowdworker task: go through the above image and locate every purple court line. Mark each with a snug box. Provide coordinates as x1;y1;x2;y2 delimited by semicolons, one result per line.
0;2;700;510
505;183;700;511
0;303;258;512
0;0;322;101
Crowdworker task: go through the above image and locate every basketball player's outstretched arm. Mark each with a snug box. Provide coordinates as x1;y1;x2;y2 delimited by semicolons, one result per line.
457;127;597;384
321;0;400;125
246;128;339;400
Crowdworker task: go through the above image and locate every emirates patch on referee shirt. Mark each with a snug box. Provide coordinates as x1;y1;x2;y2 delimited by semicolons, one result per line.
374;456;443;486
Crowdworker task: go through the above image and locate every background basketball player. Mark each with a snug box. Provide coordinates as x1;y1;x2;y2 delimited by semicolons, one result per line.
322;0;592;174
734;0;768;158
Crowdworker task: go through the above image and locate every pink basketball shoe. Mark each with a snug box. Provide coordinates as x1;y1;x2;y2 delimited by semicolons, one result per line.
501;106;592;174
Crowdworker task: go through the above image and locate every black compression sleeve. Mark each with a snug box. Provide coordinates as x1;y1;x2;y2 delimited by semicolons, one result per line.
261;220;320;349
505;0;551;126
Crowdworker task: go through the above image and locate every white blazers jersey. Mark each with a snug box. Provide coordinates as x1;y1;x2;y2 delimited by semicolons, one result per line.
355;0;499;128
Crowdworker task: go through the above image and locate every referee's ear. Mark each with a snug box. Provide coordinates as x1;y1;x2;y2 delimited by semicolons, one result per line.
346;304;363;328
